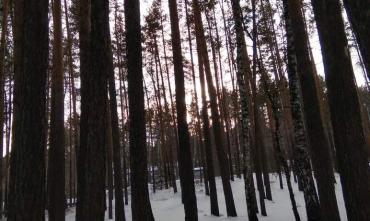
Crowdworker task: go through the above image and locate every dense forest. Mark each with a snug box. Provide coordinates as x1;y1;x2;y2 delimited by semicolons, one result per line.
0;0;369;220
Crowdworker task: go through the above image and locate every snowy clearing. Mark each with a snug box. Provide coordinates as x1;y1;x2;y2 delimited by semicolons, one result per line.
54;174;347;221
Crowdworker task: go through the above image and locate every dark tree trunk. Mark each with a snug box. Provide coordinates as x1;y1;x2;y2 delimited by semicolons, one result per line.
168;0;198;220
283;3;321;220
311;0;370;220
124;0;154;220
108;41;126;221
8;0;49;220
192;0;237;216
184;0;209;196
77;0;112;219
76;0;90;219
282;1;341;221
106;107;114;220
197;40;220;216
47;0;65;220
230;0;258;220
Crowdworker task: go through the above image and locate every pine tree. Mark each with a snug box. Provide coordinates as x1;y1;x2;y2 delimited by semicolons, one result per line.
47;0;65;220
192;0;237;216
168;0;198;219
77;0;112;219
8;0;49;220
124;0;155;220
230;0;258;220
282;0;340;220
311;0;370;220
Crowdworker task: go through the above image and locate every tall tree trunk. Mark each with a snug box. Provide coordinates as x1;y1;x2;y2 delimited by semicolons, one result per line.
192;0;237;216
196;36;220;216
184;0;209;196
47;0;65;220
108;40;126;221
124;0;154;220
230;0;258;220
282;1;340;220
8;0;49;220
311;0;370;220
283;5;321;220
77;0;113;219
168;0;198;220
251;0;267;215
76;0;90;219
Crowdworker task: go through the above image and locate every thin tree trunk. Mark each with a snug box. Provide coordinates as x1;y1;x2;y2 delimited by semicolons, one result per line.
47;0;65;219
192;0;237;216
106;107;114;220
184;0;209;196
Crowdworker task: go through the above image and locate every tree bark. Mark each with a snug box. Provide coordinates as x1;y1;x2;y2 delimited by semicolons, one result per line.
283;0;341;220
230;0;258;220
168;0;198;220
124;0;154;220
47;0;65;219
8;0;49;220
311;0;370;220
192;0;237;216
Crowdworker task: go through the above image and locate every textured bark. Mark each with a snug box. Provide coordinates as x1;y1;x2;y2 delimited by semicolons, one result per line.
283;4;321;220
47;0;65;219
192;0;237;216
168;0;198;220
230;0;258;220
311;0;370;220
124;0;154;220
8;0;49;220
282;1;340;220
77;0;112;220
342;0;370;78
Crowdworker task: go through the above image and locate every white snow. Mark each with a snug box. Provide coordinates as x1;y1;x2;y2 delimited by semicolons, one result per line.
58;174;347;221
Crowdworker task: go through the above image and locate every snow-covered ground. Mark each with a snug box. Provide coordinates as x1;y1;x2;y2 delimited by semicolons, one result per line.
60;174;347;221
